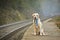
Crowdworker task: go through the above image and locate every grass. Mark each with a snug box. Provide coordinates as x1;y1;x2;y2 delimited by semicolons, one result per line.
53;16;60;29
0;9;28;25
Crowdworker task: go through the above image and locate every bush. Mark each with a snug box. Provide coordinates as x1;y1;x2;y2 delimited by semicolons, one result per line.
53;16;60;29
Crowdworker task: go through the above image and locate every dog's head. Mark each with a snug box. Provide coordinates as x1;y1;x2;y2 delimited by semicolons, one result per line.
32;13;39;20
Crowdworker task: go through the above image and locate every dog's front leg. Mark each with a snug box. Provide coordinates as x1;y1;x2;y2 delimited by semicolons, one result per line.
33;24;37;35
33;20;37;35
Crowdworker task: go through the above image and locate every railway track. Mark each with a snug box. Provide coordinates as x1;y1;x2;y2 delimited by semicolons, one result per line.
0;19;32;40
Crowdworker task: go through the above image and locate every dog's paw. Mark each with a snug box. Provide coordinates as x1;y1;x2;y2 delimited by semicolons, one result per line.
34;33;36;35
40;33;43;36
42;33;48;36
43;33;46;35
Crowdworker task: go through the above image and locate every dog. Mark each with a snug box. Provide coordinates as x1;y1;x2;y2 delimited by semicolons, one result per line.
32;13;46;35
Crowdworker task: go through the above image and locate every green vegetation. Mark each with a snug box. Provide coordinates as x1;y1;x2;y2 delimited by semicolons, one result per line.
0;9;26;25
0;0;42;25
53;16;60;29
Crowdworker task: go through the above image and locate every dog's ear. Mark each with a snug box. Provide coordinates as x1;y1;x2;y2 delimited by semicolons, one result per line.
32;13;34;17
38;15;40;18
37;13;40;18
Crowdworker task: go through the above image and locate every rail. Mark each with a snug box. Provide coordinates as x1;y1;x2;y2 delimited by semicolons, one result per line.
0;19;32;40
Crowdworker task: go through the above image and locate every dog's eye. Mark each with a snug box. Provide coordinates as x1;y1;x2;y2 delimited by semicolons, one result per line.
34;15;35;16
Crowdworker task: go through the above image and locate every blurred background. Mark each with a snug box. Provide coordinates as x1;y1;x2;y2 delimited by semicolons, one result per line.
0;0;60;25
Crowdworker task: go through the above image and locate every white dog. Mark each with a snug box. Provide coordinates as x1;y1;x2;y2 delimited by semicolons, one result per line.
32;13;46;35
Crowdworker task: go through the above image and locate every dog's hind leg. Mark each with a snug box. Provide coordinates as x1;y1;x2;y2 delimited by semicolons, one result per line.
40;28;46;35
39;24;46;35
39;23;44;35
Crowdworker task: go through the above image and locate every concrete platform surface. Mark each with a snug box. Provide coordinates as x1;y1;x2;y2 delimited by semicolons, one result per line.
22;19;60;40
